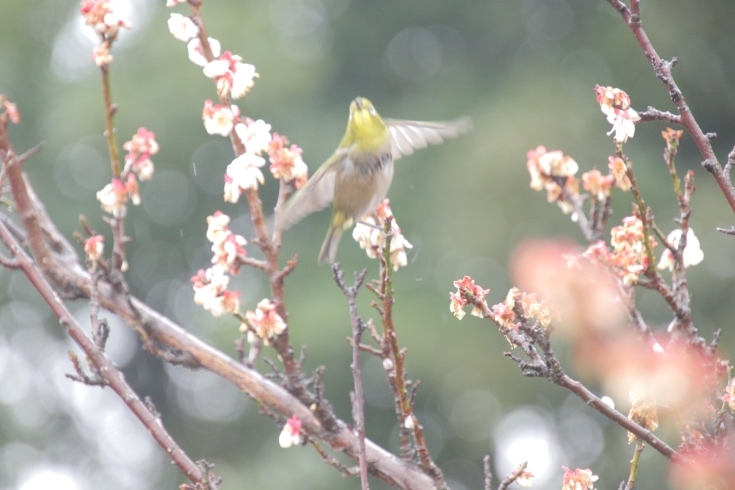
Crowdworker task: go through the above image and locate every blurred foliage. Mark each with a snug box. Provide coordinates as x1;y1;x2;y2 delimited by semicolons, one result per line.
1;0;735;489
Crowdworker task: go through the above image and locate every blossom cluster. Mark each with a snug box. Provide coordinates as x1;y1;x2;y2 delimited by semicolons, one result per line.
190;265;241;317
80;0;131;66
206;212;247;274
584;216;655;285
166;3;307;203
80;0;131;38
449;275;489;320
352;200;413;271
595;85;640;143
561;467;598;490
627;389;659;443
490;287;552;332
267;133;308;189
242;299;287;346
580;156;631;200
96;128;158;218
526;146;579;215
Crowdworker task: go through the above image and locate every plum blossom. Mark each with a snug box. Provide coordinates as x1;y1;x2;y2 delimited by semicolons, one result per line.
595;85;640;143
351;200;412;270
723;378;735;413
449;275;489;320
267;132;307;188
657;228;704;271
627;389;659;443
581;168;614;201
243;299;286;346
278;415;302;448
203;51;258;99
188;37;221;67
190;265;241;317
561;467;598;490
0;95;20;124
80;0;131;38
607;156;631;191
235;119;272;156
84;235;105;262
96;178;129;217
206;212;247;273
167;13;198;42
122;127;158;180
224;152;266;202
202;100;240;136
526;146;579;215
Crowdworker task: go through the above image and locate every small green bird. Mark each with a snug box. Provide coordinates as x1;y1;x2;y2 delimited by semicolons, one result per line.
279;97;471;264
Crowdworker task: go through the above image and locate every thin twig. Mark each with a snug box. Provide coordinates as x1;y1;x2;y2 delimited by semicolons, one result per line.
332;263;370;490
623;440;645;490
497;461;529;490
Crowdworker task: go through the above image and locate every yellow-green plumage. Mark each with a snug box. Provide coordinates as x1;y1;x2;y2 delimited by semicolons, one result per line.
279;97;471;264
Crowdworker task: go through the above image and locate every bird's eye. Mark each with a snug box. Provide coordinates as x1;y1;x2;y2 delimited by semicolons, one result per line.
368;107;376;116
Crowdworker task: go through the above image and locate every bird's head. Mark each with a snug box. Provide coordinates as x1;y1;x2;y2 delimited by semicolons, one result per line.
343;97;389;151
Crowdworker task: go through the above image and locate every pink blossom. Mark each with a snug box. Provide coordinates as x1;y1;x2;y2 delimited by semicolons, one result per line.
167;13;198;42
84;235;105;262
122;127;158;181
80;0;131;37
202;100;239;136
279;414;302;448
244;299;286;345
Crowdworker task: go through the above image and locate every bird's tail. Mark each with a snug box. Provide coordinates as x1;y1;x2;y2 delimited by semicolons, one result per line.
318;224;344;265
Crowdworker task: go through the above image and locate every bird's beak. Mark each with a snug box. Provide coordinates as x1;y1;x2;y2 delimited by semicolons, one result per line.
353;97;363;109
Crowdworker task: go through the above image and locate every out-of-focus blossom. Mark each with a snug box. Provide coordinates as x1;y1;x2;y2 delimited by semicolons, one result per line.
166;0;187;6
562;467;598;490
267;132;308;188
669;443;735;490
243;299;286;346
512;240;625;337
723;378;735;413
92;43;113;66
235;119;272;156
607;156;631;191
595;85;640;143
627;389;659;443
206;212;247;273
122;127;158;180
516;469;534;489
590;336;722;418
203;51;257;99
187;37;221;67
96;178;129;217
0;95;20;124
190;265;240;317
80;0;131;37
202;100;239;136
449;275;489;320
351;200;412;271
167;13;198;41
657;228;704;271
279;414;302;448
224;152;266;202
84;235;105;262
582;168;614;200
526;146;579;215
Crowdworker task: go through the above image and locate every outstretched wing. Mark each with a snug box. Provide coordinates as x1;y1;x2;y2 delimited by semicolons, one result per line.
278;150;345;230
386;117;472;160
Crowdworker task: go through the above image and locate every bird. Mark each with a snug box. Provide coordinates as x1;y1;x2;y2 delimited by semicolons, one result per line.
279;96;471;264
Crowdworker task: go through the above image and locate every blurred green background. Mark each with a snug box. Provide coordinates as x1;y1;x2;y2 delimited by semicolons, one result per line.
1;0;735;489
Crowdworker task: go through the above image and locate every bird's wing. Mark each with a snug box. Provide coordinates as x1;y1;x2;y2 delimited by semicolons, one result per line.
385;117;472;160
278;150;345;230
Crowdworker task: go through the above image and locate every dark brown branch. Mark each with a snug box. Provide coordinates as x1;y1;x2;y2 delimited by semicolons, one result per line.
637;108;681;125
